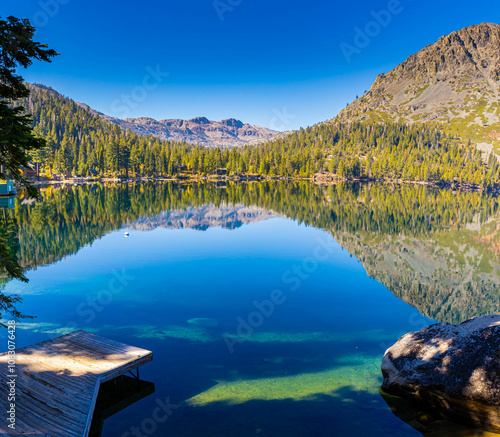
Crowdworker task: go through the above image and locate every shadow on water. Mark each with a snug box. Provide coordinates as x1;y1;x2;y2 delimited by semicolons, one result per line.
101;331;500;436
131;332;392;390
380;389;500;437
106;384;423;437
90;376;155;437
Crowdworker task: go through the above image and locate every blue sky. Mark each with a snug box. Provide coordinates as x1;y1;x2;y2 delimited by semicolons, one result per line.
5;0;500;130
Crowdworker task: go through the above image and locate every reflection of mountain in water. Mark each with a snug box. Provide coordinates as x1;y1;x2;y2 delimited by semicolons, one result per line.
128;205;276;231
6;181;500;325
316;187;500;324
334;227;500;324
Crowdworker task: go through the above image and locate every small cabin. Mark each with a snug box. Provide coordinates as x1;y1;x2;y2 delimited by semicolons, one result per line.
21;163;40;177
0;196;15;209
0;181;15;196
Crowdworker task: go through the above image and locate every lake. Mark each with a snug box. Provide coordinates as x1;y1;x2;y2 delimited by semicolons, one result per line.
2;181;500;436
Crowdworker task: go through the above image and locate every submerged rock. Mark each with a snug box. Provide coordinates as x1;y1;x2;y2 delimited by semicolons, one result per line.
381;315;500;432
187;318;218;328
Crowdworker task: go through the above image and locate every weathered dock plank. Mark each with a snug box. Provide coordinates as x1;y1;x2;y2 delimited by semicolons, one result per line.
0;330;153;436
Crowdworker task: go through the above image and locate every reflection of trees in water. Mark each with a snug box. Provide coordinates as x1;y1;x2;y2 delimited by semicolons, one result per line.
2;181;500;324
14;182;498;269
0;211;34;326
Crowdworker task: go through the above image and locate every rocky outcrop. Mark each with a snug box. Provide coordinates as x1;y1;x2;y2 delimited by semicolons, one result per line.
382;315;500;432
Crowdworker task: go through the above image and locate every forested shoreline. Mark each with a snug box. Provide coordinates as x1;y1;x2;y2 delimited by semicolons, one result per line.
18;84;500;189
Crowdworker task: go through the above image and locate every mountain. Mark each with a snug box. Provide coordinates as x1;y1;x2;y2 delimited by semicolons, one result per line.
337;22;500;154
79;106;281;148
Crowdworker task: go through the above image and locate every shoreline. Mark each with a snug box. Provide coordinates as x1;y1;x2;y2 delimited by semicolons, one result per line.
25;174;495;192
312;176;491;192
28;175;306;186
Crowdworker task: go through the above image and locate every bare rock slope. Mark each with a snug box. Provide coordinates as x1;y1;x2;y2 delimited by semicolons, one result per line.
337;22;500;151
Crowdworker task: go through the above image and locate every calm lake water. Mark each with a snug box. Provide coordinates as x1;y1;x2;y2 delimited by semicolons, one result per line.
2;181;500;436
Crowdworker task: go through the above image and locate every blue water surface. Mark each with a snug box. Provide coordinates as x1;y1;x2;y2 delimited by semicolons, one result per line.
2;212;435;436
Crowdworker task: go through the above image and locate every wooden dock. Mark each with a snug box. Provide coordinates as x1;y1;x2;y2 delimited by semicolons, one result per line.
0;330;153;437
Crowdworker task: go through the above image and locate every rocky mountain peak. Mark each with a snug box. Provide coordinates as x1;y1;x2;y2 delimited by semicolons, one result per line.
220;118;244;128
336;22;500;153
190;116;210;124
103;115;282;148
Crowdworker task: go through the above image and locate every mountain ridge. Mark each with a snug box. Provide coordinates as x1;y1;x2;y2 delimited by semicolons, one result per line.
336;22;500;153
76;102;283;148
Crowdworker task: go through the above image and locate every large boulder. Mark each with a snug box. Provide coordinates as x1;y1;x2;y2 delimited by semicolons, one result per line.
381;315;500;432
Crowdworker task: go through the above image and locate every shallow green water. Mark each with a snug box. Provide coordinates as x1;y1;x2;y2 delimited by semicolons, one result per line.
2;181;500;436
